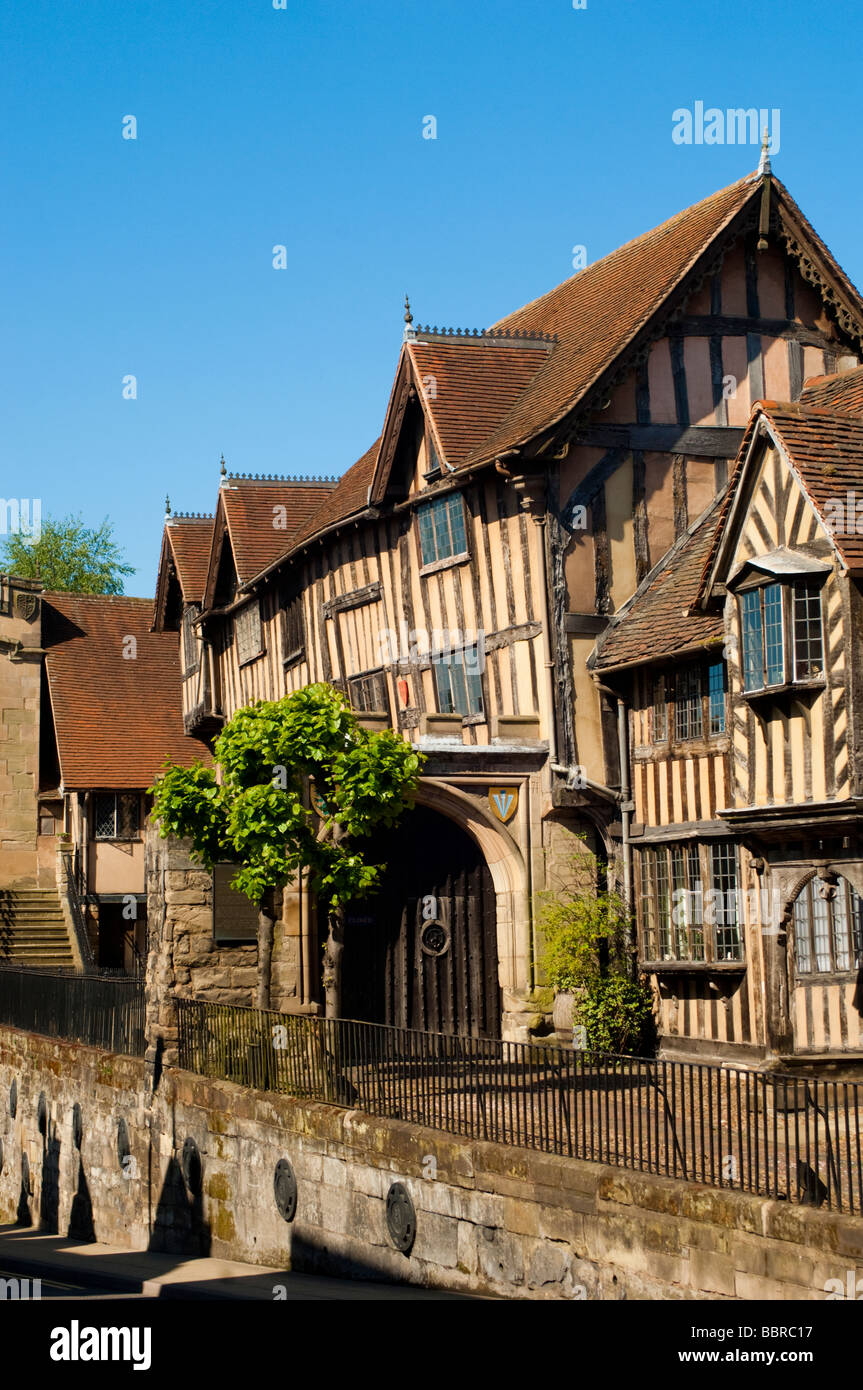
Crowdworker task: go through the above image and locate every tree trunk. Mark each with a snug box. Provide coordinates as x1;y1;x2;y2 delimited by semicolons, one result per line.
322;905;344;1020
256;889;276;1010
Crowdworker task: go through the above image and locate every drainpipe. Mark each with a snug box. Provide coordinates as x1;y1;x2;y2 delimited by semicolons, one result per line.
616;696;632;916
501;464;559;997
593;681;634;962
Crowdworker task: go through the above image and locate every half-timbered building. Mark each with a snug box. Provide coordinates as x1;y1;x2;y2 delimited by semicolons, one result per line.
144;155;863;1047
6;155;863;1052
593;364;863;1066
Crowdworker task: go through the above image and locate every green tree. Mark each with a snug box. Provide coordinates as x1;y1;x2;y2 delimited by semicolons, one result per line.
0;513;134;594
150;683;424;1017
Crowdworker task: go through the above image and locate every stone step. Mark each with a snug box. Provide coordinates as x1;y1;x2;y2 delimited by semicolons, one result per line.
1;935;73;945
0;950;75;961
0;887;76;967
2;910;66;920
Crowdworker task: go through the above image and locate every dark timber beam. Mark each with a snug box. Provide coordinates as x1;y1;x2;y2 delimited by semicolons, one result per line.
570;424;744;457
671;316;848;351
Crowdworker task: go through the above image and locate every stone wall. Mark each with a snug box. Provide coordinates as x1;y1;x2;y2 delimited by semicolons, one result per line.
144;830;309;1066
0;577;43;887
1;1024;861;1300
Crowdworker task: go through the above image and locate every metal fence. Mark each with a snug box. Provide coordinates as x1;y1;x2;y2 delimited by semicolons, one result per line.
176;997;863;1214
0;966;146;1056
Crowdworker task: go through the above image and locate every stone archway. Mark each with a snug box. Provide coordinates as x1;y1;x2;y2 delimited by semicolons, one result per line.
339;779;529;1039
411;779;530;1001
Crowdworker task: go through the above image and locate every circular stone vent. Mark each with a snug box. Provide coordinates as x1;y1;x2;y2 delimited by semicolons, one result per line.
274;1158;298;1223
181;1137;202;1194
386;1182;417;1255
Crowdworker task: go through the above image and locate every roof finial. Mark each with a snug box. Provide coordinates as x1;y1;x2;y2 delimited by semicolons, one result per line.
403;293;416;343
165;494;171;517
758;127;771;177
757;130;772;251
220;453;227;484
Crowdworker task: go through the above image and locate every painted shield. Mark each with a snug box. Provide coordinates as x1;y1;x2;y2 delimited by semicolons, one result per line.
488;786;518;824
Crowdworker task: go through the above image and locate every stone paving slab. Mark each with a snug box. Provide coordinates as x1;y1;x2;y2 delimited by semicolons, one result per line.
0;1224;474;1299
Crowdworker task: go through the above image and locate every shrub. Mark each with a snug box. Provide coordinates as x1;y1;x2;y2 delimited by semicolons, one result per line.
579;975;654;1055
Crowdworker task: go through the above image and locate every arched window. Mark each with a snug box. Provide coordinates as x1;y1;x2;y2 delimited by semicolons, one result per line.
791;876;863;974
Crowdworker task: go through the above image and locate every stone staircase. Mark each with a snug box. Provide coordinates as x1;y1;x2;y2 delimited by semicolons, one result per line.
0;888;77;968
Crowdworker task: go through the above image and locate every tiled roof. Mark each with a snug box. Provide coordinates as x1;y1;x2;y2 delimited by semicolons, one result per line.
220;477;337;585
467;174;763;463
593;503;725;671
287;440;382;551
405;339;551;467
800;365;863;415
165;515;213;605
43;593;210;790
761;403;863;570
696;394;863;603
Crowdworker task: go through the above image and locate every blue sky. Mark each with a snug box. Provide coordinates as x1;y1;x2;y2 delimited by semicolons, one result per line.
1;0;860;594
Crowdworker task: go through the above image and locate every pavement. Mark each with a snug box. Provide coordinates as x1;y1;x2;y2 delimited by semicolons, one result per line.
0;1224;472;1300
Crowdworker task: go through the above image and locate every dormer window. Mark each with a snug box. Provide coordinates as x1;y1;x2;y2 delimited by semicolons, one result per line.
423;436;443;482
738;578;824;692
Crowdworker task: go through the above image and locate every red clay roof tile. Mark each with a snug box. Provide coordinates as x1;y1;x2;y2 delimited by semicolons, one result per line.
594;504;725;671
43;593;210;789
165;516;213;606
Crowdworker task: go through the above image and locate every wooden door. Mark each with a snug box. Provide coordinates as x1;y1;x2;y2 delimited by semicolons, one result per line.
341;805;501;1038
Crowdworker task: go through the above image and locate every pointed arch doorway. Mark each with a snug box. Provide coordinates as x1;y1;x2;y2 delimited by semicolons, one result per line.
341;804;501;1038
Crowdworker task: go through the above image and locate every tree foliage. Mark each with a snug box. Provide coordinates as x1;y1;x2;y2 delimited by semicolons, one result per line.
150;683;425;908
0;513;135;594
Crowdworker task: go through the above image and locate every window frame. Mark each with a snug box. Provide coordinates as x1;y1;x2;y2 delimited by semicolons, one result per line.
280;591;305;668
736;576;824;694
641;660;726;749
92;792;141;843
416;493;470;570
431;643;484;718
791;875;863;977
181;604;200;677
234;598;264;668
348;667;389;715
637;840;743;966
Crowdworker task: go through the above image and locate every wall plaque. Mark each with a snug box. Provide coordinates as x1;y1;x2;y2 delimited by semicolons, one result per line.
213;863;259;943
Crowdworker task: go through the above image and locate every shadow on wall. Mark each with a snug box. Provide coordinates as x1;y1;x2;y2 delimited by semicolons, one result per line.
148;1149;211;1258
39;1121;61;1234
17;1153;31;1228
68;1160;95;1243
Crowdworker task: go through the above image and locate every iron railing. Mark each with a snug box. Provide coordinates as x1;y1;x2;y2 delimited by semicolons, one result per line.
176;997;863;1214
0;966;146;1055
61;853;96;971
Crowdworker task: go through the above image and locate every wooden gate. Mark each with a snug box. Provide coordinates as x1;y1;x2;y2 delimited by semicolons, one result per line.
341;805;501;1038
